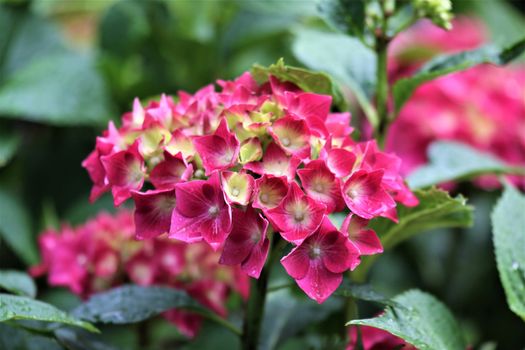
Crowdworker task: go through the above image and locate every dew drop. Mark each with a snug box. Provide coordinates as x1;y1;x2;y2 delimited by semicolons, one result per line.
511;261;520;271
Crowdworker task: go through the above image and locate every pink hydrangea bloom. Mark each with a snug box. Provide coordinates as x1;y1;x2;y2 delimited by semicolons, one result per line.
84;72;416;303
387;18;525;188
30;210;249;338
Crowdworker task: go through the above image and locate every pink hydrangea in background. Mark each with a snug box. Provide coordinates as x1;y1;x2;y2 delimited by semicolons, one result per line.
83;72;417;303
386;18;525;188
30;210;249;338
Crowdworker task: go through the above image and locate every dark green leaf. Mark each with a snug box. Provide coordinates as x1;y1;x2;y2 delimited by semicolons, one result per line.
0;131;20;167
0;188;38;265
54;327;119;350
320;0;366;36
349;289;466;350
492;184;525;321
251;58;346;109
0;7;114;126
335;280;396;307
73;285;207;325
407;141;524;189
0;270;36;298
0;6;65;81
0;53;113;126
260;289;342;350
0;294;97;332
393;38;525;115
292;28;378;126
371;187;473;249
0;323;63;350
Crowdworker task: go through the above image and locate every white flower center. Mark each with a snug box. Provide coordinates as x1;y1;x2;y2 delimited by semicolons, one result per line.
208;206;219;216
260;193;269;203
231;187;240;197
281;137;291;147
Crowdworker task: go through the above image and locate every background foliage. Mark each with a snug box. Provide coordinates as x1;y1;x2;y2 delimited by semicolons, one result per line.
1;0;524;348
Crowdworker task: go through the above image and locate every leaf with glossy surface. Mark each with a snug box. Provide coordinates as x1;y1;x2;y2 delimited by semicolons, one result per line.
393;37;525;115
371;187;473;249
349;289;466;350
407;141;524;189
492;185;525;321
260;288;342;350
0;294;97;332
335;280;396;307
0;188;38;265
73;285;204;325
292;28;378;126
0;323;63;350
0;270;36;298
251;58;346;109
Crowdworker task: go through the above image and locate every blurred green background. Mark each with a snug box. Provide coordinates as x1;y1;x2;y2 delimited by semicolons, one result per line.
0;0;524;349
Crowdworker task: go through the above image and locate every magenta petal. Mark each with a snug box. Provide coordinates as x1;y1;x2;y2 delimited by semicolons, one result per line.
150;151;193;190
341;213;383;256
101;142;145;206
169;210;205;244
193;118;239;174
326;148;356;178
241;237;270;279
281;245;310;280
296;262;342;304
174;180;213;217
320;231;353;274
343;170;396;219
266;183;326;245
220;207;268;267
298;159;345;213
132;189;176;239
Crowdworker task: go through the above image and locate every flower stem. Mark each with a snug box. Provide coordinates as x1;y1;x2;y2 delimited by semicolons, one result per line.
375;36;390;149
241;236;284;350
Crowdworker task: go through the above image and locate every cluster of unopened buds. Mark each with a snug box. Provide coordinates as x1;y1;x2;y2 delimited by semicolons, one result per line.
83;72;418;303
30;210;249;338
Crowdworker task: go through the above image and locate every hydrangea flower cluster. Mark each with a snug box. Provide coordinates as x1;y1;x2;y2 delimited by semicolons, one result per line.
387;18;525;188
83;72;417;303
30;210;249;338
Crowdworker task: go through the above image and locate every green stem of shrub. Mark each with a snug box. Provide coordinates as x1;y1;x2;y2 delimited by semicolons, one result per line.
241;236;285;350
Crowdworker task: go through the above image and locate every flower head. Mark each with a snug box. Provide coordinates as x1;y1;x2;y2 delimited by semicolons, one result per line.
84;70;417;303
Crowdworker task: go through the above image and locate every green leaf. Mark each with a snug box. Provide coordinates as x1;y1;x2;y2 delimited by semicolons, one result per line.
0;188;39;265
319;0;366;37
335;280;397;307
54;327;119;350
492;184;525;321
0;270;36;298
292;28;378;126
393;37;525;115
251;58;346;109
0;294;97;332
0;323;63;350
0;53;113;126
371;187;473;250
72;285;229;330
349;289;466;350
407;141;524;189
0;131;20;167
0;7;113;126
260;289;342;350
